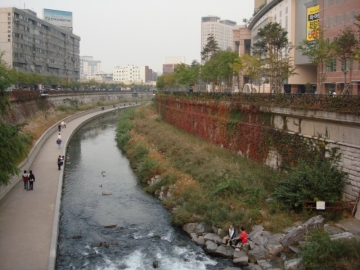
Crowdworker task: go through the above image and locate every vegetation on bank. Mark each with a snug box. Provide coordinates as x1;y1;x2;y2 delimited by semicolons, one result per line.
302;230;360;270
116;102;349;233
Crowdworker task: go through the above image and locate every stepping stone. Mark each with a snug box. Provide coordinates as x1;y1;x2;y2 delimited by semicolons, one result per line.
102;190;112;195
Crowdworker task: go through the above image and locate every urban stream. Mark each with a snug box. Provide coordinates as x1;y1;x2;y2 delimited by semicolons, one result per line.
56;111;235;270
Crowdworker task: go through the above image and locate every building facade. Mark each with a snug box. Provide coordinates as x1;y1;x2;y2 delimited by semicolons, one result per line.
113;65;153;83
320;0;360;95
201;15;237;53
243;0;360;94
244;0;317;93
162;56;186;74
80;56;101;79
0;7;81;81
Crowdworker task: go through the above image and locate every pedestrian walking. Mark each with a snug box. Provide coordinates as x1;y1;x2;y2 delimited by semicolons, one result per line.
58;122;61;132
28;170;35;190
57;155;62;170
22;170;29;190
56;137;62;149
63;121;67;128
57;133;61;139
61;121;65;128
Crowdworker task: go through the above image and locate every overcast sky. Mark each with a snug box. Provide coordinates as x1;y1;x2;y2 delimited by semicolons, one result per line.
2;0;254;73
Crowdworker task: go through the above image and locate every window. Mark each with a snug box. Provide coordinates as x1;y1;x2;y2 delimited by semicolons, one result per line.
326;58;337;72
334;0;338;4
350;11;355;23
342;13;346;25
285;7;288;14
326;38;330;43
334;15;337;26
334;36;338;42
280;10;282;17
326;17;330;28
341;58;353;72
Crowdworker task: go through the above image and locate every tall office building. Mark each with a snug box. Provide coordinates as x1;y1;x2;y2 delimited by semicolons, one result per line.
0;7;80;80
80;56;101;79
201;15;237;53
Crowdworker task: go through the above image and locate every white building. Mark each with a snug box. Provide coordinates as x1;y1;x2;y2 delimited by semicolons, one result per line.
113;65;153;83
80;56;101;79
201;15;237;52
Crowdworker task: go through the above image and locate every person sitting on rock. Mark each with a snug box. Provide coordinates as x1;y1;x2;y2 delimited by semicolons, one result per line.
222;224;236;248
232;226;248;250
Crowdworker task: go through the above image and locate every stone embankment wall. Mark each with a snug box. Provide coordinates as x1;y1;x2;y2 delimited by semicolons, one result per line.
156;95;360;201
4;91;152;125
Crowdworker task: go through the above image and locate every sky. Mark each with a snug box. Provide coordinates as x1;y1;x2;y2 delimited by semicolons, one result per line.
2;0;254;73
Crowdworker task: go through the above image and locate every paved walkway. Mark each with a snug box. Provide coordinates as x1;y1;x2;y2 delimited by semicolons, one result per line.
0;105;130;270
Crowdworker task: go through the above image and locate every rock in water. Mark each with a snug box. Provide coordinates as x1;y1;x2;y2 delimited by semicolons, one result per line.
102;190;112;195
72;234;82;239
104;224;117;228
152;260;159;268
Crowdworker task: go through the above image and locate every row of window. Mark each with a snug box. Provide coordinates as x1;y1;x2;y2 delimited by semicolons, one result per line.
326;0;348;7
325;11;357;27
326;58;360;72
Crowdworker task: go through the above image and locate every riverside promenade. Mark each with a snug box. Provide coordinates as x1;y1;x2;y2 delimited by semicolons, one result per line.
0;104;134;270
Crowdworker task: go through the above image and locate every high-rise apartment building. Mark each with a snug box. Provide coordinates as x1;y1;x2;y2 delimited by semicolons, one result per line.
80;56;101;79
0;7;80;81
113;65;153;83
201;15;237;53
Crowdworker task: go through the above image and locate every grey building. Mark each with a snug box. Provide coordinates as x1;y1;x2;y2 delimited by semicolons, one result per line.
0;7;81;81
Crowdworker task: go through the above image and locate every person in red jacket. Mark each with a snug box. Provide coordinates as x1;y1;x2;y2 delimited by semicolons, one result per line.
232;226;248;249
22;170;29;190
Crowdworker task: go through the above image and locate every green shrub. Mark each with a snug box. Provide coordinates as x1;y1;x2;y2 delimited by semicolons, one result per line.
116;108;135;149
274;158;348;210
171;207;193;226
302;230;360;270
135;157;159;184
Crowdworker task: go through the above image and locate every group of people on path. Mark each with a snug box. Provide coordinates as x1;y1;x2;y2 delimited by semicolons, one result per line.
22;170;35;191
56;121;66;149
222;224;248;251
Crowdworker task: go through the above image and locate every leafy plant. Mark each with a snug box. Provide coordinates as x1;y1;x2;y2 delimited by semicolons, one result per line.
274;156;348;209
302;230;360;270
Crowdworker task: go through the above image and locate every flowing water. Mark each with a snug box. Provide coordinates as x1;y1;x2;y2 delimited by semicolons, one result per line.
56;111;236;270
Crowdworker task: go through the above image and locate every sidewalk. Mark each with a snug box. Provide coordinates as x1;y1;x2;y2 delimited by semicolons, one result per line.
0;105;131;270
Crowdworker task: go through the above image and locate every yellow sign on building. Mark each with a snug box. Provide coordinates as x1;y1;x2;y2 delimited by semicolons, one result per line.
307;5;320;40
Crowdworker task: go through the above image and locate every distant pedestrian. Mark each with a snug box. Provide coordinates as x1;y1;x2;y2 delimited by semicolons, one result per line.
61;155;64;167
56;137;62;149
22;170;29;190
28;170;35;190
58;122;61;132
57;155;62;170
61;121;65;128
63;121;67;128
57;133;61;139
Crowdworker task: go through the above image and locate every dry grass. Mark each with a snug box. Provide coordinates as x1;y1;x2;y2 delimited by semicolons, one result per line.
124;103;302;231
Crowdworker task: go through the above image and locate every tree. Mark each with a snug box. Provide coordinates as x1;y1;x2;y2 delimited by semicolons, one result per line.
0;52;30;185
231;54;263;92
333;26;359;94
174;61;201;91
201;35;220;63
252;22;296;93
297;29;335;94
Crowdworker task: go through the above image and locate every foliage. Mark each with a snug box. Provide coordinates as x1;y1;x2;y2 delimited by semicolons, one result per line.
252;22;296;93
115;107;136;150
156;73;178;90
201;35;220;62
201;50;239;90
302;230;360;270
0;124;32;185
274;147;348;209
333;26;359;94
0;52;13;115
296;29;335;93
174;61;201;91
231;54;263;90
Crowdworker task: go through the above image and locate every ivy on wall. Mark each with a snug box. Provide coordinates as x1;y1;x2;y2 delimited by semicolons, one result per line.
156;93;328;170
